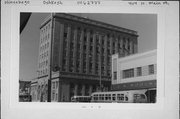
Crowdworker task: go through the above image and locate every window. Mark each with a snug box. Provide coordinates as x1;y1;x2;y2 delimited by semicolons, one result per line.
117;94;121;100
52;82;55;89
99;94;102;100
94;95;98;100
113;72;117;80
140;94;145;99
123;69;134;78
101;94;104;100
117;94;124;101
136;67;142;76
125;96;128;101
56;81;58;89
105;94;108;100
148;64;154;75
112;94;116;101
52;90;55;100
107;94;111;100
134;94;140;100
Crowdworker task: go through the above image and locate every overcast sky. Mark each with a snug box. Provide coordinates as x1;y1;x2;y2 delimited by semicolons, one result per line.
20;13;157;81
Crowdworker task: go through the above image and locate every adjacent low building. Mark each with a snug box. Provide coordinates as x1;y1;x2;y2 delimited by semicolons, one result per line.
111;50;157;103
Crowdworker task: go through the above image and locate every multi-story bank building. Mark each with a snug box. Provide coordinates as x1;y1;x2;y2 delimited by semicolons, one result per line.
31;13;138;102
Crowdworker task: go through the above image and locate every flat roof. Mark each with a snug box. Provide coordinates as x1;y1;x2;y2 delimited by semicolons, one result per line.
112;49;157;61
40;13;138;36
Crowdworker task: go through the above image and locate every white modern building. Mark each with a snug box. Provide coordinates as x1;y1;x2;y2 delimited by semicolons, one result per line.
111;50;157;103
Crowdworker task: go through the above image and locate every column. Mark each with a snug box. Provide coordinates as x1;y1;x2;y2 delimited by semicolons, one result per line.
81;85;85;96
92;32;97;74
99;35;102;75
134;38;138;53
104;35;108;76
59;23;64;70
88;85;93;95
129;39;133;54
110;35;113;55
86;30;90;74
126;38;129;55
120;36;123;57
73;27;78;72
115;36;118;53
80;28;84;73
109;35;113;75
58;80;62;102
74;84;78;96
66;25;71;72
66;83;70;102
52;20;61;68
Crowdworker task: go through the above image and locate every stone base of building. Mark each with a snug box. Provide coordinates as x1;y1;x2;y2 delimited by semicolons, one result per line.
31;72;111;102
51;77;111;102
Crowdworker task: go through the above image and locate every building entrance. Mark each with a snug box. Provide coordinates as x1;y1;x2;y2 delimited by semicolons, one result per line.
145;89;156;103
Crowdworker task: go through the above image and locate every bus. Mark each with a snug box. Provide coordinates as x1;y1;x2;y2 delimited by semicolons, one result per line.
71;96;91;102
19;94;32;102
91;90;147;103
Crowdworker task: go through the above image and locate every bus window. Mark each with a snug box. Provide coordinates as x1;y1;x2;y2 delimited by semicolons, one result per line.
134;94;141;99
94;95;98;101
134;94;142;103
140;94;145;99
108;94;111;100
117;94;120;100
99;94;102;100
133;94;147;103
125;96;128;101
112;94;116;101
102;94;104;100
120;94;124;100
105;94;108;100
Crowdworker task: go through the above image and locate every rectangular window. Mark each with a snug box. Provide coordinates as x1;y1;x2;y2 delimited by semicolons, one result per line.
117;94;124;101
112;94;116;101
148;64;154;75
56;81;58;89
136;67;142;76
55;93;58;101
123;68;134;78
113;72;117;80
52;90;55;100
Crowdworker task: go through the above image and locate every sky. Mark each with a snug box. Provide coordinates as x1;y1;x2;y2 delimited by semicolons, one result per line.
20;13;157;81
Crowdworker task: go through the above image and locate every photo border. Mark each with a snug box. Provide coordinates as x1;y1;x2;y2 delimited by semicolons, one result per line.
2;2;179;119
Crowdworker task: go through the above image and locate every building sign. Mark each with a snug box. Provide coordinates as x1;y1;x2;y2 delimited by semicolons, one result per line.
111;80;156;91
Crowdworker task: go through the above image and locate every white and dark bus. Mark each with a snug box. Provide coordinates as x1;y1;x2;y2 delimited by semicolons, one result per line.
71;96;91;102
91;90;148;103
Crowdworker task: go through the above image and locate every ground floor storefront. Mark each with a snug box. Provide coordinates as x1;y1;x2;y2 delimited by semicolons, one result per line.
111;80;157;103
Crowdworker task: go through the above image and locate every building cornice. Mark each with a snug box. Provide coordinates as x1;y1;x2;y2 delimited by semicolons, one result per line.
40;13;138;36
54;13;138;36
